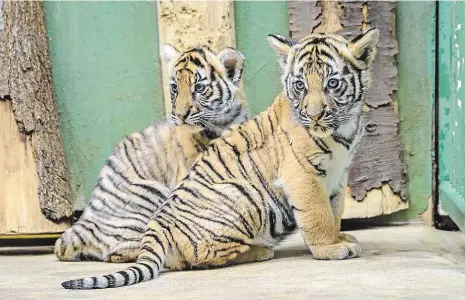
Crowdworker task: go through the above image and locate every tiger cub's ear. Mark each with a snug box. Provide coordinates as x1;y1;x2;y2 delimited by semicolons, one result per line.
267;34;295;70
217;48;245;86
162;44;181;69
348;28;379;68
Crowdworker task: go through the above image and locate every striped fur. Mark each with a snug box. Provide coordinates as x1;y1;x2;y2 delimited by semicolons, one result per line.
61;29;379;289
54;45;248;263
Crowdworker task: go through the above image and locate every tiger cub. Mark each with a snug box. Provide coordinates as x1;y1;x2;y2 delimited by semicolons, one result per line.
61;28;379;289
54;44;247;263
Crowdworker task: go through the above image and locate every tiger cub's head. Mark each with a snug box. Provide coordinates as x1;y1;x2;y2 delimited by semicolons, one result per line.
268;29;379;138
162;45;247;137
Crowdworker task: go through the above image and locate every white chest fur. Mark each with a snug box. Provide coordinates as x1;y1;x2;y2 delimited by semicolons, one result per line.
322;141;351;196
319;129;362;196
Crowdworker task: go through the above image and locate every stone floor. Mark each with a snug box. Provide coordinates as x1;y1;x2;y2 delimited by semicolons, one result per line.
1;225;465;300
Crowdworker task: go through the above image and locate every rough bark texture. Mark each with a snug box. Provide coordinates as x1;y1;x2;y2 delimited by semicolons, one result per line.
288;1;321;39
288;1;408;205
157;0;236;115
0;1;73;221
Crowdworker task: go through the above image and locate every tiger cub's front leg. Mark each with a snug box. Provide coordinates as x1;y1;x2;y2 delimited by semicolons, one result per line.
281;167;361;260
330;187;359;244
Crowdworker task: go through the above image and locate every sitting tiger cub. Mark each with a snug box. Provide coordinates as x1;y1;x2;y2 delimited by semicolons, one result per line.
62;28;379;289
54;45;248;263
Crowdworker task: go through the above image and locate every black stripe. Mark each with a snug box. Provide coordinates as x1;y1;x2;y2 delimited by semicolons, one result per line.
226;180;263;228
131;266;144;283
221;139;249;179
310;136;332;155
123;138;147;179
178;183;257;234
177;203;252;238
116;271;130;285
105;171;161;207
106;158;166;202
139;262;155;279
97;183;153;214
267;117;275;136
337;80;348;96
89;202;146;225
331;133;351;150
71;226;86;245
281;130;307;169
75;223;110;249
91;193;151;220
201;158;224;181
192;165;214;183
237;129;252;150
104;275;115;287
141;245;163;265
87;216;144;233
213;145;235;178
169;195;248;247
178;198;253;238
144;232;166;255
307;156;327;176
253;117;265;142
163;213;199;259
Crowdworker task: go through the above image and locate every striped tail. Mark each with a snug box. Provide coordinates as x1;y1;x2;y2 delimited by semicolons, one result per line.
61;234;167;289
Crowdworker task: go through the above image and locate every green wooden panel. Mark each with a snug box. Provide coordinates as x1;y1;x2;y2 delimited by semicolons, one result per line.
388;1;436;221
234;1;289;116
438;0;465;230
44;2;163;210
440;182;465;232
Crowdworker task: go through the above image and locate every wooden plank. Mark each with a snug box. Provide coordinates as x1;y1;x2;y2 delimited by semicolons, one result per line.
0;1;73;222
438;1;465;227
289;1;408;218
234;1;289;116
44;2;164;210
440;182;465;232
396;1;436;221
0;101;69;234
157;0;236;116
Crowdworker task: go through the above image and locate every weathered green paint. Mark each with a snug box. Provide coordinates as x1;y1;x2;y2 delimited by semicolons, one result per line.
438;1;465;230
440;183;465;232
234;1;289;115
388;2;436;221
44;2;163;210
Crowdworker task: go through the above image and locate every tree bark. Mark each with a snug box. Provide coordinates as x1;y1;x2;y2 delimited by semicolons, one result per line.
0;0;73;222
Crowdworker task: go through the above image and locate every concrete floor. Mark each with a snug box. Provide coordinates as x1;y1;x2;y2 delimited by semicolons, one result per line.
1;225;465;300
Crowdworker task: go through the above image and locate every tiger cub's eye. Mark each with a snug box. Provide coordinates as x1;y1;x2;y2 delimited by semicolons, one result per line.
170;83;178;93
194;84;206;93
294;80;306;92
327;78;340;89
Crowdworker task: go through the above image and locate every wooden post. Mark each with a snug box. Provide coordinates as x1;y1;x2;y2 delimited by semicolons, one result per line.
0;1;71;236
157;0;236;116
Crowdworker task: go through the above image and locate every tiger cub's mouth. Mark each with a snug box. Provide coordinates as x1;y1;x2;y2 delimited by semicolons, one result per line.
308;123;334;138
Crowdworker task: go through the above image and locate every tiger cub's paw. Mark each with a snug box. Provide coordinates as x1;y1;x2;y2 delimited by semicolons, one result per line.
105;248;139;263
310;241;361;260
338;232;359;244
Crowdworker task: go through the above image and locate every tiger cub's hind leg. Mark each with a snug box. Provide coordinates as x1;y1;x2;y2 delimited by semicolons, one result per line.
227;245;274;266
104;241;141;263
194;245;273;270
54;228;103;262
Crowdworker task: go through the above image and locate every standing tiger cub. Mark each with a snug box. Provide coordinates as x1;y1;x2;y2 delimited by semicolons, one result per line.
62;29;379;289
54;45;248;263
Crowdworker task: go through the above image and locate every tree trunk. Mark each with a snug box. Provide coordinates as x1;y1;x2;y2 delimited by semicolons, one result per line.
0;0;72;234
